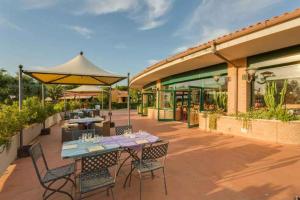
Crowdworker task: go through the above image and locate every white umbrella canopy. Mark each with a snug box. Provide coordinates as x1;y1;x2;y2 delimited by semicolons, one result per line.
66;85;104;93
23;52;126;86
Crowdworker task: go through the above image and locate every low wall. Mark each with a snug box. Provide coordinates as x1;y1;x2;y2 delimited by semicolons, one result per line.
45;113;63;128
0;134;19;176
147;108;158;120
199;113;300;144
0;113;63;176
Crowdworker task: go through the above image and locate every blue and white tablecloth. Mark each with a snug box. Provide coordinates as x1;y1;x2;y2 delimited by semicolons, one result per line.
61;132;159;159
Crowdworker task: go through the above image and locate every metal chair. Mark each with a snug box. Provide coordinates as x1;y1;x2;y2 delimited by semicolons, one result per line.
79;150;120;200
115;125;133;135
125;141;169;200
114;125;133;175
29;142;75;200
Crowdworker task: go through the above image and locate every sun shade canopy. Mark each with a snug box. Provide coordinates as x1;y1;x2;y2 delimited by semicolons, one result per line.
66;85;103;93
23;52;126;86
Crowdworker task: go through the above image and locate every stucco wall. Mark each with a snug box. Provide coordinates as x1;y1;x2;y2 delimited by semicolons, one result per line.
147;108;158;120
199;113;300;144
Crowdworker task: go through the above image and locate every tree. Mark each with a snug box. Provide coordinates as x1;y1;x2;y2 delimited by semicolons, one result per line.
46;85;64;101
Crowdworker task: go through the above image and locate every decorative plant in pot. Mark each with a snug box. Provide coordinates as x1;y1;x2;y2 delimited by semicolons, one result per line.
208;91;227;130
0;103;25;152
40;103;54;135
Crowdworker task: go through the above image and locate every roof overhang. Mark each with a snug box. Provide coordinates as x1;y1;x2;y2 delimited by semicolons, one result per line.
130;16;300;88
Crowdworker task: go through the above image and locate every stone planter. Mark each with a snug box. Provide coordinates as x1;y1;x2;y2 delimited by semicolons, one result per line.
23;123;43;146
0;113;64;175
0;134;19;176
199;113;300;144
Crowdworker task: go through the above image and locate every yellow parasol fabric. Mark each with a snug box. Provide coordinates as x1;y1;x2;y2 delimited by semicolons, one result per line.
23;52;126;86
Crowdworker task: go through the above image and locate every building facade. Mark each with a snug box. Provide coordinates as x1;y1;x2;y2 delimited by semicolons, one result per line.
131;8;300;129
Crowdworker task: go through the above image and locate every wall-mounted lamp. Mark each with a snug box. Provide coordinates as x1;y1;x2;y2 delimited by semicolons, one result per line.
245;68;257;83
245;68;275;84
213;74;220;83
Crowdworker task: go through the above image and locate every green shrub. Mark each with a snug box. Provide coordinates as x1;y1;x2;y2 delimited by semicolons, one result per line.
69;100;81;110
22;97;47;124
0;103;25;146
54;101;66;113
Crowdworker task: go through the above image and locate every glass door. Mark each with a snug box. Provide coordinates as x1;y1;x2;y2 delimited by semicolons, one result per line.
137;92;142;115
158;90;175;121
141;92;155;116
188;86;202;128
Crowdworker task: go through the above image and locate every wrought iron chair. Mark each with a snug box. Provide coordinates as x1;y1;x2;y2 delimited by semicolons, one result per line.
79;150;120;200
29;142;75;200
115;125;133;135
125;141;169;200
114;125;134;175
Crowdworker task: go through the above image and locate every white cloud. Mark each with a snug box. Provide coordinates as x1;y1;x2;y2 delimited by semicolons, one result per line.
138;0;172;30
175;0;282;49
79;0;138;15
21;0;59;9
78;0;172;30
147;59;159;65
65;25;94;39
0;17;23;31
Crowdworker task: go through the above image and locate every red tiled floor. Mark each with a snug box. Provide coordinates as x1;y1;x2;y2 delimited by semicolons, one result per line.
1;110;300;200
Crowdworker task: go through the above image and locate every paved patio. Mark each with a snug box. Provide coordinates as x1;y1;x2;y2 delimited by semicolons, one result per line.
1;110;300;200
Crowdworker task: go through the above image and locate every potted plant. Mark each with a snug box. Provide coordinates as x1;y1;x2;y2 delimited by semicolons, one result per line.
40;103;55;135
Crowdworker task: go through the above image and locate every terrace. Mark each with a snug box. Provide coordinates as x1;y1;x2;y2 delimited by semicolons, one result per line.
1;110;300;200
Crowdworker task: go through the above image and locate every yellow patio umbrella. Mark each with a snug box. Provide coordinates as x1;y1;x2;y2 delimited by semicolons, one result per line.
17;52;130;157
23;52;126;85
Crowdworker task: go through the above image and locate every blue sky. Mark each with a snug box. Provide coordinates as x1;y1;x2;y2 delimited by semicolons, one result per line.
0;0;300;80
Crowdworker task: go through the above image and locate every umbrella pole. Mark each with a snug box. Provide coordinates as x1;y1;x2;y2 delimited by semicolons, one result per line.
18;65;25;158
109;86;112;124
127;73;130;126
101;89;104;111
42;83;45;129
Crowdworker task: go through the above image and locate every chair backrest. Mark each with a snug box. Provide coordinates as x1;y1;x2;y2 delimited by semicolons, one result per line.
29;143;49;183
102;121;111;136
115;125;133;135
141;141;169;161
81;150;119;173
72;129;95;140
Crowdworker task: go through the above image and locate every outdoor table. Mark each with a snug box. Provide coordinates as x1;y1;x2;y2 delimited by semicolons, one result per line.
67;117;104;129
61;132;160;159
61;132;160;188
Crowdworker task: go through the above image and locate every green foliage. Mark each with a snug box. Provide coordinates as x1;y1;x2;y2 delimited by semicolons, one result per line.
234;80;296;123
22;97;47;124
54;101;66;113
69;100;81;110
0;103;25;147
46;85;64;100
262;80;295;121
212;91;227;111
208;112;218;130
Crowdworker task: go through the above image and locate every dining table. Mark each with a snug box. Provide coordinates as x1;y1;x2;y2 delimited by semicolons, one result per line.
61;131;160;159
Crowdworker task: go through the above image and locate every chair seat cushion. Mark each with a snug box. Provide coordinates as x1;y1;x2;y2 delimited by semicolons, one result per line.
43;163;75;183
80;169;114;193
132;160;163;173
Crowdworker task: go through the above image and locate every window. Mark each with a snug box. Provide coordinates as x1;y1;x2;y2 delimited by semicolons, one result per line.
252;64;300;114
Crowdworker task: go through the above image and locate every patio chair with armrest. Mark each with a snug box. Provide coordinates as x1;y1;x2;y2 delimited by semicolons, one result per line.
29;142;76;200
79;149;120;200
115;125;133;135
125;141;169;200
114;125;134;176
